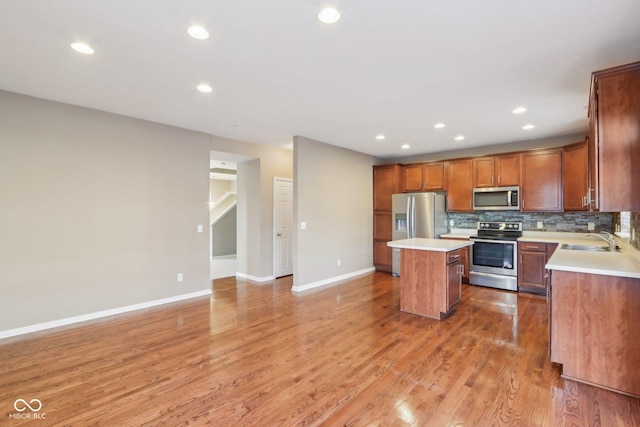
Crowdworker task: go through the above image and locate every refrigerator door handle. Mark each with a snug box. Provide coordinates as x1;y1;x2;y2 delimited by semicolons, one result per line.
410;196;416;238
406;196;412;238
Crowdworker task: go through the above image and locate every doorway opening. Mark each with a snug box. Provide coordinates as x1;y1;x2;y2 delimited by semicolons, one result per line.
209;151;251;280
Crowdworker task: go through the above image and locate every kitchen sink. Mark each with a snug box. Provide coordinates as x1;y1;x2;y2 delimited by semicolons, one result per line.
560;243;617;252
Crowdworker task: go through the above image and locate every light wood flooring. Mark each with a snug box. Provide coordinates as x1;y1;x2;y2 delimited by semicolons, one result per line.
1;272;639;425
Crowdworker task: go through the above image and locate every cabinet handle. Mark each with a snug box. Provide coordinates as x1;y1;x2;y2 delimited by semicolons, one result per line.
525;245;539;249
460;264;465;275
492;176;494;185
451;254;460;259
498;175;501;184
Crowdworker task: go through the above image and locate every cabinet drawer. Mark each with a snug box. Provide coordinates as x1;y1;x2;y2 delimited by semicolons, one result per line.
519;242;546;252
447;249;463;264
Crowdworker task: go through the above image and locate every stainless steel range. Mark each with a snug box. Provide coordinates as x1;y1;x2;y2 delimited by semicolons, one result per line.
469;222;522;291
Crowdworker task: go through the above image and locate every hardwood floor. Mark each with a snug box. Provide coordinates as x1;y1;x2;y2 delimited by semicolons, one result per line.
1;272;639;425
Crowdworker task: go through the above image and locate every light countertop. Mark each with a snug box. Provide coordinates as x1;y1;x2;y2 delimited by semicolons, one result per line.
387;238;473;252
546;244;640;279
516;231;640;279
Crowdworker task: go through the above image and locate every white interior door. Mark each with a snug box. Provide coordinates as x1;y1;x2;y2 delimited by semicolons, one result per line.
274;178;293;277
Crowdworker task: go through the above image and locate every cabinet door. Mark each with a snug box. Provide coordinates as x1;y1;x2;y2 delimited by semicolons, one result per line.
518;250;547;294
446;159;473;212
596;65;640;212
441;239;469;283
373;241;392;272
373;164;401;212
563;142;589;211
447;261;462;308
588;78;599;211
423;162;446;191
374;213;392;241
403;164;423;192
495;153;520;186
521;149;563;212
473;157;495;188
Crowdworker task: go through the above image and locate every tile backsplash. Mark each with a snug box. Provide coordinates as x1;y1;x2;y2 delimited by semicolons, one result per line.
448;211;613;233
613;211;640;249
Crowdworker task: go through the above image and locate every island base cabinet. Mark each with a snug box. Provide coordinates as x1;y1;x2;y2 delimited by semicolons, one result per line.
550;270;640;398
399;249;461;320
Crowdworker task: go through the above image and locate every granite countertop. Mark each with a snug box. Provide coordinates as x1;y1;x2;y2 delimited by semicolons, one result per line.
387;238;473;252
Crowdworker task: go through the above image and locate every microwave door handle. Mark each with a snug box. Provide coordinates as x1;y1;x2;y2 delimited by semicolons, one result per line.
507;190;512;207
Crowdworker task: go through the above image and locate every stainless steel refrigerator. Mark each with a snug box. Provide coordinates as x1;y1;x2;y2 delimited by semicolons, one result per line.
391;192;448;276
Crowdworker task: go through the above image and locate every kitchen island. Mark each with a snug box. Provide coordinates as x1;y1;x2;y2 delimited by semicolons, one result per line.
387;238;474;320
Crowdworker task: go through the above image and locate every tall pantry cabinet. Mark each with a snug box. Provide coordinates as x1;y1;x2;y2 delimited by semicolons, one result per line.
373;164;403;272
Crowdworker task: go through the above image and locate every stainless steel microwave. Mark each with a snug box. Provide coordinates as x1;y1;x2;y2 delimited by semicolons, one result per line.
473;186;520;210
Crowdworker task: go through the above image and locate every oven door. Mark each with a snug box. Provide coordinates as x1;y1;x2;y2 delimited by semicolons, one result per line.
470;239;518;277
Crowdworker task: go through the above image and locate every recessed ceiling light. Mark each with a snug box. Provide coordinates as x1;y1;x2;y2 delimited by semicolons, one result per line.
318;7;340;23
375;134;386;140
70;42;94;55
401;144;411;150
522;124;535;130
188;26;210;40
512;106;527;114
454;135;465;141
197;84;213;93
434;123;446;129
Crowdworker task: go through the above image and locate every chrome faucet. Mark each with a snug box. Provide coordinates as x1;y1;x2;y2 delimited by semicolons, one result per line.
586;231;617;251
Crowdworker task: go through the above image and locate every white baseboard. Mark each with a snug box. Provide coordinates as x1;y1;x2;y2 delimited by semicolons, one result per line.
291;267;375;292
0;289;212;340
235;272;276;284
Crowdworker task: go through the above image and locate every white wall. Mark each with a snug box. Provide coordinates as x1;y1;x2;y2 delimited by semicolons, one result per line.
207;140;293;280
0;90;211;331
293;136;377;290
0;90;294;334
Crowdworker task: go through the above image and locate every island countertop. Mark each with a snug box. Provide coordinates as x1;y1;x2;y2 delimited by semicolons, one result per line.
387;238;473;252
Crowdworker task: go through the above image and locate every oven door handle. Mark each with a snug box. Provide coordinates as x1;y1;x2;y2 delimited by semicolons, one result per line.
470;238;518;245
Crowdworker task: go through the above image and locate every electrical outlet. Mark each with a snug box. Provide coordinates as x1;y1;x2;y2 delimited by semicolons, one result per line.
177;273;183;282
337;259;341;266
588;222;595;231
300;221;307;230
449;219;454;227
537;221;543;229
197;224;203;233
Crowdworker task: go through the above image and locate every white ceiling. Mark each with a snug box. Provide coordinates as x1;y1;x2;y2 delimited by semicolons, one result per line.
1;1;639;159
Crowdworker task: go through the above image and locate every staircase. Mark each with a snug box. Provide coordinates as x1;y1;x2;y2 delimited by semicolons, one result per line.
210;192;237;258
210;192;237;226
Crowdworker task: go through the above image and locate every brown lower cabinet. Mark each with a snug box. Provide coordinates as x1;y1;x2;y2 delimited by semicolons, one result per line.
441;237;469;283
518;241;558;295
549;270;640;398
399;248;462;320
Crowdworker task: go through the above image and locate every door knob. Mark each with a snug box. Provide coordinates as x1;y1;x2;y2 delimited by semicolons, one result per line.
277;233;282;236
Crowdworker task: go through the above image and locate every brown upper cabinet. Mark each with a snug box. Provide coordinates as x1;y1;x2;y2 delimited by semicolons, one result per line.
472;153;520;188
373;164;403;212
403;162;445;192
589;61;640;212
445;159;473;212
563;141;589;211
521;149;563;212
